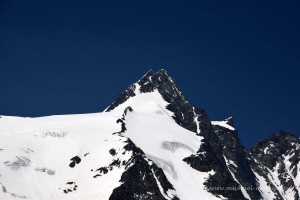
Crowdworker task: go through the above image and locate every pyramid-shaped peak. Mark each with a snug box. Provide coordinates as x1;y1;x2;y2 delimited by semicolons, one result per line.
135;69;187;104
141;69;169;77
138;69;173;84
157;68;169;75
106;69;209;135
251;130;299;153
269;130;299;142
140;69;155;78
105;69;186;112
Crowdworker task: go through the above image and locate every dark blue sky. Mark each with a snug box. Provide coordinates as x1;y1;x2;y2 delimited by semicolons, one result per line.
1;0;299;148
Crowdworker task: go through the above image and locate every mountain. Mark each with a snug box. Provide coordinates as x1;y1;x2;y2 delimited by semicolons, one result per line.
0;69;299;200
249;131;300;200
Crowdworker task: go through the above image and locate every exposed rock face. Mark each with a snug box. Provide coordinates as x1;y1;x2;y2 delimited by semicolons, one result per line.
1;69;298;200
107;70;247;199
249;131;300;200
106;69;300;200
109;139;179;200
109;107;178;200
107;69;206;134
107;69;197;132
212;119;261;200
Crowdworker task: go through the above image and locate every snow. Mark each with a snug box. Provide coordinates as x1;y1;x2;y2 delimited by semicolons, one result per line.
266;162;294;200
252;154;298;200
256;157;298;200
223;156;238;168
0;90;222;200
223;156;250;200
193;107;200;134
252;171;276;200
110;90;220;199
263;147;269;154
211;121;235;131
109;89;174;118
217;194;228;200
283;152;300;197
149;166;174;200
0;112;130;200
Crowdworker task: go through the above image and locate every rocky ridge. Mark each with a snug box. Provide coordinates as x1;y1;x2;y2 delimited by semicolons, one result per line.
106;69;299;200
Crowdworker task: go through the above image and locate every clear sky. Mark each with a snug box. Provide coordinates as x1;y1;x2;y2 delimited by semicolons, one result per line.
0;0;299;148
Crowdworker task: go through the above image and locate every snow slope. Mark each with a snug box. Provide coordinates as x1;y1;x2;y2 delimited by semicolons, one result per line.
110;89;219;199
0;90;219;200
0;113;130;200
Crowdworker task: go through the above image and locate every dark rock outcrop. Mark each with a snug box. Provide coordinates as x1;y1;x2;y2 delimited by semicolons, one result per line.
108;107;178;200
105;69;299;200
106;70;247;199
212;119;261;199
249;131;300;200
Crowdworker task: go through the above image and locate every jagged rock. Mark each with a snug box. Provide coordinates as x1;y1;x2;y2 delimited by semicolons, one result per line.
109;108;178;200
212;119;261;199
107;69;248;199
1;69;299;200
250;131;300;200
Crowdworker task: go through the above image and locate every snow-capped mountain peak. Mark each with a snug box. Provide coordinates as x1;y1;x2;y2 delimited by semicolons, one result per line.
0;69;299;200
106;69;186;113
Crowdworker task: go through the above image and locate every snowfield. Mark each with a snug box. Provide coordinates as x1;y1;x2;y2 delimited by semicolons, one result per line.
0;113;128;200
0;90;219;200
